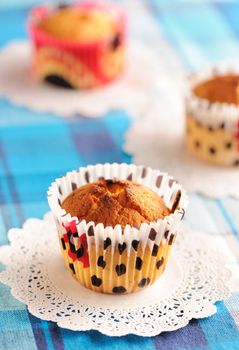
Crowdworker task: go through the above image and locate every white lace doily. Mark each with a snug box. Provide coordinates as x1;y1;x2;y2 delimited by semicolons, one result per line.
125;115;239;198
0;40;175;118
0;212;230;336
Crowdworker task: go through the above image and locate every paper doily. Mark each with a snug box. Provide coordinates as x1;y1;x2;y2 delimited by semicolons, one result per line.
125;115;239;198
0;40;177;118
0;212;230;336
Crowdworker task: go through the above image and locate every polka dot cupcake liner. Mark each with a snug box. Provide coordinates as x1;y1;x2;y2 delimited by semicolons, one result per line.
28;2;126;89
47;163;187;294
185;63;239;166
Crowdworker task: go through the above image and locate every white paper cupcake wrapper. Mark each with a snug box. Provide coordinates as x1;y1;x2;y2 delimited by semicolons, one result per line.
48;163;187;254
186;62;239;132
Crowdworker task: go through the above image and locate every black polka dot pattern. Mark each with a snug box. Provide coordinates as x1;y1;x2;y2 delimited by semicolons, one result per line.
135;257;143;270
45;75;74;89
91;275;102;287
71;182;77;191
97;256;106;269
69;263;75;274
112;286;127;294
149;228;157;241
209;146;216;155
76;245;84;258
132;240;139;251
87;225;94;236
164;230;169;239
138;278;150;288
168;234;175;245
104;238;111;250
208;125;214;132
152;244;159;257
127;173;133;181
141;167;147;178
156;175;163;188
111;33;121;50
115;264;126;276
169;179;175;188
156;257;164;269
194;140;201;149
85;171;90;183
61;238;66;250
171;190;181;212
225;142;232;149
118;243;126;254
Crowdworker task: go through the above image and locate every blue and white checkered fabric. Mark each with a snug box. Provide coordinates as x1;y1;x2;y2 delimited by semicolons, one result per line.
0;1;239;349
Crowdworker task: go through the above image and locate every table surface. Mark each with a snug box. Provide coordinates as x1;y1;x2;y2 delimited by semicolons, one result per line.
0;1;239;349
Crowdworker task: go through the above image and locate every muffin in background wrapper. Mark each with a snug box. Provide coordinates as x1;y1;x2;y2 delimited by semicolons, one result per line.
185;64;239;166
28;2;126;89
47;163;187;294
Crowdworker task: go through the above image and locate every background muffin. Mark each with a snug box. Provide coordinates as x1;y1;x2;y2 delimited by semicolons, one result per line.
28;2;126;89
48;163;187;294
39;7;116;42
185;66;239;166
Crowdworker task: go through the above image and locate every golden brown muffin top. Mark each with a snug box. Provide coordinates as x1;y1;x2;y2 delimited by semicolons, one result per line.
193;74;239;105
39;7;115;42
61;179;171;228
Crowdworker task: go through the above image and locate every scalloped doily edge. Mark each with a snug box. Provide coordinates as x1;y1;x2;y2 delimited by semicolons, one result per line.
0;215;232;336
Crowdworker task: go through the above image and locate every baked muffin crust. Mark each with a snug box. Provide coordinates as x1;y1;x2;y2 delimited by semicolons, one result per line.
38;7;115;42
62;179;171;228
193;74;239;104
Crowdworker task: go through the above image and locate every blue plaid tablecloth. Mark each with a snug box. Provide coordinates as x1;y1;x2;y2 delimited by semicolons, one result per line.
0;1;239;349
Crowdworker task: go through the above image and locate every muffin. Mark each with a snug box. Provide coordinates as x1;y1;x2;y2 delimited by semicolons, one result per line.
39;7;116;42
28;2;126;89
185;66;239;166
61;179;171;228
48;163;187;294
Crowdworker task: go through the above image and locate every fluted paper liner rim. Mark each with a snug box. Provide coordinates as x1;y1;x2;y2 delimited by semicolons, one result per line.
48;163;187;251
186;62;239;131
